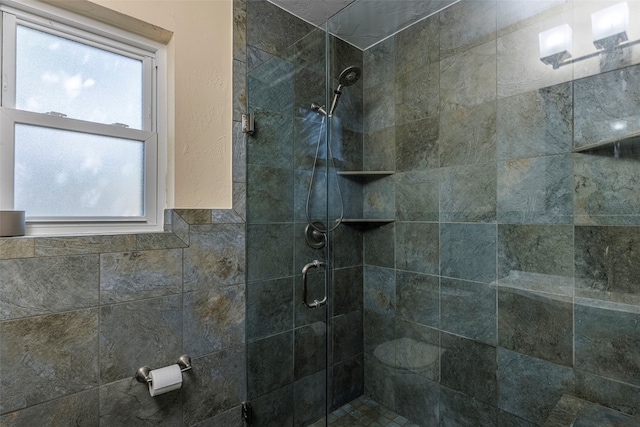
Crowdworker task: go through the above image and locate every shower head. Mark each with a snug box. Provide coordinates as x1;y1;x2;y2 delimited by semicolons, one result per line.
338;66;361;87
328;65;361;116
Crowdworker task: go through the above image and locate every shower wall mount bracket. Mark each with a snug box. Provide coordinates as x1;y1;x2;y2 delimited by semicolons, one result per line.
242;113;255;135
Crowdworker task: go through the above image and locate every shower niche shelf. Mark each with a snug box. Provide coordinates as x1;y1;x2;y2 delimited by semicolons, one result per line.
337;170;395;179
340;218;395;227
573;131;640;153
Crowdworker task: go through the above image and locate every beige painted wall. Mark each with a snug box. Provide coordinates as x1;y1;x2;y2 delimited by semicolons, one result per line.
90;0;233;209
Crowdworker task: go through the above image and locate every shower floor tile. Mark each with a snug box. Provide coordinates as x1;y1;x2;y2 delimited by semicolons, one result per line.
309;395;420;427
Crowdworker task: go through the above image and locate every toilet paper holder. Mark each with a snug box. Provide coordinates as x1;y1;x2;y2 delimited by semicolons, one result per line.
135;354;192;384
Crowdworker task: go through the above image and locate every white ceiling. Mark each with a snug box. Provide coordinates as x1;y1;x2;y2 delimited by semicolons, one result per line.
267;0;357;27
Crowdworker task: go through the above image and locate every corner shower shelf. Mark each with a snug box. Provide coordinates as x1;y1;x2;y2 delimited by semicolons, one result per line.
573;131;640;153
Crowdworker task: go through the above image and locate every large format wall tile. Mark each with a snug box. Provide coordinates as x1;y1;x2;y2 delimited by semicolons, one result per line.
396;222;439;276
395;170;439;222
498;349;574;425
440;386;498;427
364;79;395;133
0;255;99;320
333;266;363;316
333;310;363;364
575;226;640;305
395;63;439;127
0;389;99;427
294;370;326;427
395;117;439;172
574;65;640;149
498;287;573;366
394;319;440;381
99;296;182;383
497;82;572;160
396;271;439;329
246;277;294;341
248;110;293;169
246;164;294;223
575;370;640;418
100;249;182;304
395;371;440;426
0;237;34;260
440;162;497;223
497;154;573;224
0;309;99;413
365;38;394;89
574;153;640;226
440;223;496;283
34;234;136;257
363;266;395;316
441;277;496;345
364;126;395;171
184;224;246;291
247;331;294;399
439;0;497;60
575;298;640;387
395;14;439;74
332;355;364;410
294;321;326;380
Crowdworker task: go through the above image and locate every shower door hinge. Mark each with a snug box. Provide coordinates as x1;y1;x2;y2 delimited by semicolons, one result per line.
241;401;253;424
242;113;255;135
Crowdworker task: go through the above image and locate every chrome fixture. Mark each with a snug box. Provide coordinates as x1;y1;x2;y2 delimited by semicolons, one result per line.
310;65;361;117
135;354;192;384
301;260;327;308
539;2;639;69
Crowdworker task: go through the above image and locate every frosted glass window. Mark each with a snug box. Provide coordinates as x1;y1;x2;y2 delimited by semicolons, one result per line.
16;25;143;129
14;124;144;217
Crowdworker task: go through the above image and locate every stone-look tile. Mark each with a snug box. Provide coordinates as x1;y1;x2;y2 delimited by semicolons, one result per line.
250;384;293;427
441;278;497;345
440;332;498;405
0;255;99;320
331;223;363;269
99;377;182;426
396;14;439;74
247;331;293;398
439;101;497;167
440;386;499;427
247;224;294;283
193;405;245;427
440;0;497;60
333;310;363;364
233;120;247;184
364;266;395;316
364;353;395;410
498;348;574;425
497;83;572;161
364;126;395;171
183;285;245;358
184;224;245;291
233;59;247;122
248;110;293;169
364;310;395;357
496;8;573;99
333;267;363;316
497;224;574;296
135;232;188;250
574;152;640;226
247;277;293;341
182;346;246;427
364;222;394;268
395;117;439;172
332;128;364;172
170;210;190;245
396;222;439;276
246;164;294;223
294;68;325;121
233;182;247;223
0;309;99;413
395;371;440;426
248;63;293;116
396;170;439;222
233;0;246;61
395;63;439;127
0;389;98;427
440;41;497;110
575;298;640;387
574;65;640;149
0;237;34;260
544;394;640;427
575;226;640;304
498;287;573;366
364;79;395;133
211;209;245;224
498;410;537;427
394;319;440;381
246;0;301;60
99;296;182;383
575;370;640;418
363;176;395;219
174;209;212;225
497;154;573;224
34;234;136;256
396;271;439;328
440;223;496;283
100;249;182;304
365;38;395;88
294;370;326;427
332;355;364;410
247;45;275;72
295;321;326;380
497;0;569;38
440;163;497;223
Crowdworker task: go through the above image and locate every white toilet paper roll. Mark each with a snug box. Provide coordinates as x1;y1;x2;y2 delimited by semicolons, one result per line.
148;364;182;397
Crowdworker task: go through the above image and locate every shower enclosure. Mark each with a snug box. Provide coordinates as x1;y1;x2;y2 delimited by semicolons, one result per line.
245;0;640;425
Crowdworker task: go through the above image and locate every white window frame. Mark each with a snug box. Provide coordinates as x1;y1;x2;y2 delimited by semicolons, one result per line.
0;1;167;236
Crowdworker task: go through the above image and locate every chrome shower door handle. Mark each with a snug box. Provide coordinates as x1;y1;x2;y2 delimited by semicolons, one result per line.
302;260;327;308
